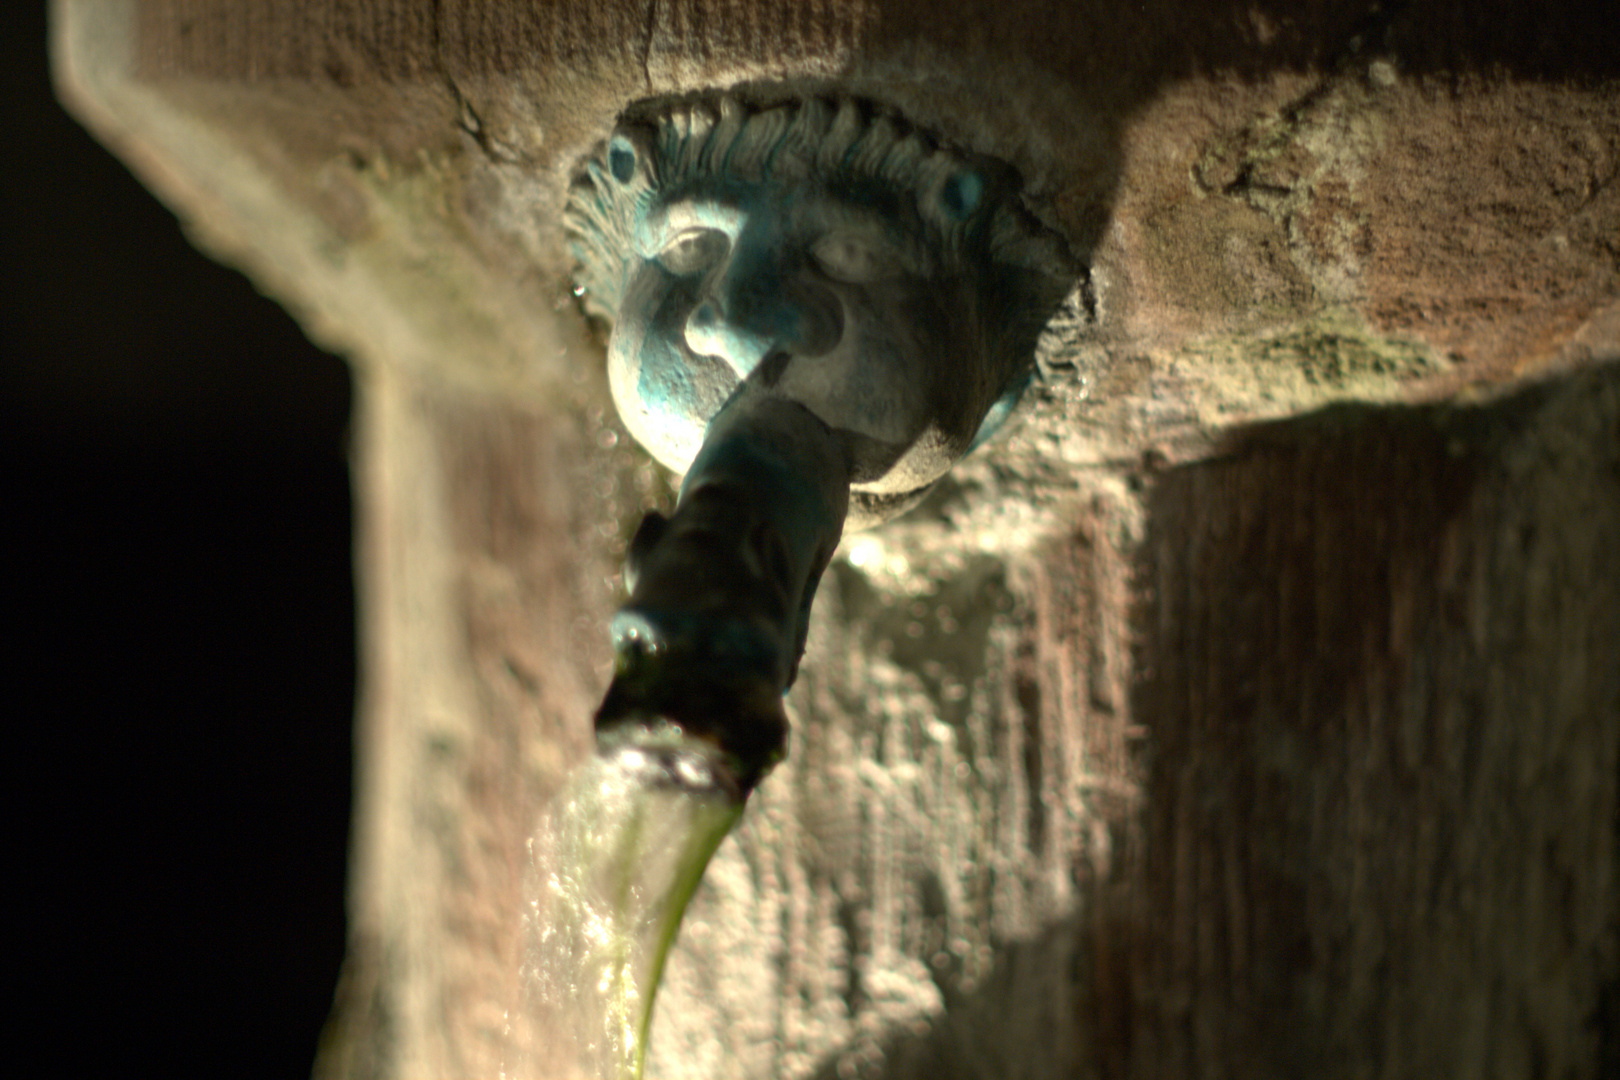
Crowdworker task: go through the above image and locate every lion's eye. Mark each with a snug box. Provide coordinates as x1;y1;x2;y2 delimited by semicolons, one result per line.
659;229;728;276
811;233;902;284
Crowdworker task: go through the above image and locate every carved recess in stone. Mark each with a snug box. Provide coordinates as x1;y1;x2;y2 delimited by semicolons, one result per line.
565;92;1080;528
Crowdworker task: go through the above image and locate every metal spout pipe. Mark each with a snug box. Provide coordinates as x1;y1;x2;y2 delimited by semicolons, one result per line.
594;390;850;796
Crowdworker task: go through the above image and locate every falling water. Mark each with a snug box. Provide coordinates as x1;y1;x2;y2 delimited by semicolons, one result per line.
504;728;744;1080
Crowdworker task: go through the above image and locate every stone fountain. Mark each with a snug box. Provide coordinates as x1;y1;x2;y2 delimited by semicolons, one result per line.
54;3;1620;1078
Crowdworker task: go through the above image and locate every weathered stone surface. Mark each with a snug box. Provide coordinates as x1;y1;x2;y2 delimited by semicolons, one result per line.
57;1;1620;406
1115;370;1620;1079
53;2;1620;1077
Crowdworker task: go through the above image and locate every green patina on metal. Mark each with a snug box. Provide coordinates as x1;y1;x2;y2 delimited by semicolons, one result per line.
565;90;1077;794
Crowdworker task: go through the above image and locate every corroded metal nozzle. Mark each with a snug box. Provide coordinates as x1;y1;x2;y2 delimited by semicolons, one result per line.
578;93;1076;797
594;393;849;796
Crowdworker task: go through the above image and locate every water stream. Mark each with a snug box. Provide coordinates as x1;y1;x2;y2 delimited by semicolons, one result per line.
504;729;745;1080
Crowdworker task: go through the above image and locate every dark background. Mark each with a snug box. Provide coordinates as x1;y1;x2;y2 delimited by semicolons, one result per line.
7;8;354;1077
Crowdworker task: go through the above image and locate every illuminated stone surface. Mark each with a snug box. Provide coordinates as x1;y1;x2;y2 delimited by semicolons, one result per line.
55;3;1619;1078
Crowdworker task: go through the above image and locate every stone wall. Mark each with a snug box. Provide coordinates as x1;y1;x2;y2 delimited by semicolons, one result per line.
54;2;1620;1075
